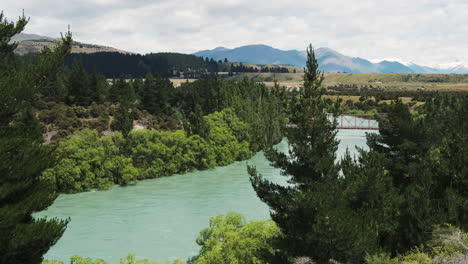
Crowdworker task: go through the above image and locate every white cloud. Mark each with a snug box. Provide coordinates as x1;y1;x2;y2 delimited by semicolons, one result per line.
2;0;468;65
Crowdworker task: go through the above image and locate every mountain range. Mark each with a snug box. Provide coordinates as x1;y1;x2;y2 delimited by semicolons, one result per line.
194;44;468;74
12;33;468;74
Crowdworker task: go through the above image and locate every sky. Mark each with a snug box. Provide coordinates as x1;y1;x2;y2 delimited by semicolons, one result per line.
3;0;468;67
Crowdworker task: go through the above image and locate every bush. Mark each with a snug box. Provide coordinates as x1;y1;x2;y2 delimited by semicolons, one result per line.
89;103;109;118
402;249;433;264
365;226;468;264
41;129;138;193
365;253;399;264
191;213;281;264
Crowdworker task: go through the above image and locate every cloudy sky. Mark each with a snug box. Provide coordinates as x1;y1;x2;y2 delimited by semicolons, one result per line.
3;0;467;66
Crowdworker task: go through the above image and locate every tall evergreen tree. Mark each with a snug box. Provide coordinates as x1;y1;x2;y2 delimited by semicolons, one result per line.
142;74;174;115
0;13;70;264
187;104;208;138
66;60;91;105
109;76;136;105
112;104;133;136
249;44;340;262
89;69;109;103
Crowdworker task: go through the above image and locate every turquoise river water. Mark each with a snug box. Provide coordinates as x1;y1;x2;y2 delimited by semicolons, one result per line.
37;128;375;263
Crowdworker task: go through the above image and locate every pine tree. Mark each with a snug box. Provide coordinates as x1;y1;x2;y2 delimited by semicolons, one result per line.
66;60;91;105
187;104;208;138
142;74;173;115
112;104;133;136
249;44;340;261
89;69;109;103
109;76;136;105
0;13;70;264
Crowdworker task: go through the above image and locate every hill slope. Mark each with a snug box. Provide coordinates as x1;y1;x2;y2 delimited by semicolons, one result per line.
12;33;132;55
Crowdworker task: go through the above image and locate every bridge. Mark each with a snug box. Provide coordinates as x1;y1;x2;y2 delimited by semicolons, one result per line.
287;114;383;130
337;114;380;130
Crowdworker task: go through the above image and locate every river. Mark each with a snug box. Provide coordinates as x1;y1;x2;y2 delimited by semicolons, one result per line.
37;128;375;263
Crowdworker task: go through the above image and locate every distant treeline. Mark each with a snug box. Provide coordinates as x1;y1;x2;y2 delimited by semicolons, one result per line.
65;52;292;78
325;84;468;101
230;63;291;73
66;52;218;78
323;72;468;84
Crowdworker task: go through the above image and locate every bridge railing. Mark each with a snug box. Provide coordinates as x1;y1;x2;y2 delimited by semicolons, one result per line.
337;114;381;130
287;114;385;130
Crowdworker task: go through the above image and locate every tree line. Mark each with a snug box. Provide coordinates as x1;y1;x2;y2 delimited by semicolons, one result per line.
229;62;290;73
65;52;218;78
62;52;293;79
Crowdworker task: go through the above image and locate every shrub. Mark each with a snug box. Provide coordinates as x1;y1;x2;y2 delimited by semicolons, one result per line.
191;213;281;264
365;253;398;264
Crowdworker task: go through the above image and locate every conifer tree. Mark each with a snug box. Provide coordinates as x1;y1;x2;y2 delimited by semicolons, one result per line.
249;44;340;261
0;13;70;264
112;104;133;136
109;76;136;105
89;69;109;103
187;104;208;138
66;60;91;105
142;74;173;115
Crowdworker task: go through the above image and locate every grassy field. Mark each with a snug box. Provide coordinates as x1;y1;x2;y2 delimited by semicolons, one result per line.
233;73;468;91
170;73;468;91
324;95;422;105
170;78;197;87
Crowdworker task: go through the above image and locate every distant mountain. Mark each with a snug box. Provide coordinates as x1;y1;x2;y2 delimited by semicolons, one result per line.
194;45;468;74
194;44;306;68
12;33;132;55
404;62;468;74
376;61;414;73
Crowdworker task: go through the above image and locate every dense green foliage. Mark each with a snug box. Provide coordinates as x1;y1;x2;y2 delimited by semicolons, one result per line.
43;108;252;193
0;14;69;264
177;78;287;152
41;130;138;192
363;93;468;253
36;58;287;145
189;213;281;264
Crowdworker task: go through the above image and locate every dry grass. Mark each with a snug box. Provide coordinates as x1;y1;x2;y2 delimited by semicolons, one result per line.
235;73;468;91
169;78;197;87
